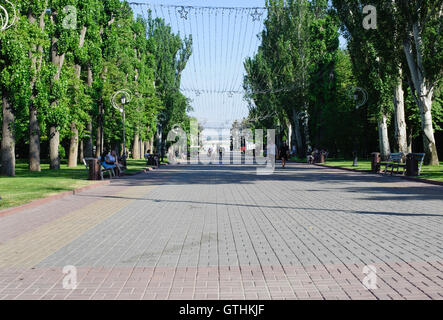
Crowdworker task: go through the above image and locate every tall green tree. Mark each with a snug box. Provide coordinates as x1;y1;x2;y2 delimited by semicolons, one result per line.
244;0;340;157
333;1;396;160
0;5;32;176
396;0;442;164
27;0;50;172
147;14;193;157
66;0;103;167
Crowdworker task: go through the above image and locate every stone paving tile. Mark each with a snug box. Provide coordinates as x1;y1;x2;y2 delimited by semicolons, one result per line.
0;163;442;300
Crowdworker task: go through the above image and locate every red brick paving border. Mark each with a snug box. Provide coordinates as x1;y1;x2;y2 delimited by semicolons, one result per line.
1;260;441;300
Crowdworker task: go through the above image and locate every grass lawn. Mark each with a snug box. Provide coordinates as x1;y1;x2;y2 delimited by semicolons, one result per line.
0;159;152;210
0;160;96;210
324;159;443;182
124;159;152;175
324;159;372;171
419;163;443;182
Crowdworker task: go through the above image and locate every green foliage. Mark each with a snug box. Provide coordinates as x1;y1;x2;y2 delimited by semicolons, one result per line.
244;0;373;156
146;13;193;145
1;0;193;168
59;143;66;159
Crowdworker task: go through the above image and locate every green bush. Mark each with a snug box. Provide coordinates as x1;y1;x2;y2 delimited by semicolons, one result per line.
59;145;66;160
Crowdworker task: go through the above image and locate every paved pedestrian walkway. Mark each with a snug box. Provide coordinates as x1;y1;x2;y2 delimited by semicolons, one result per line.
0;163;442;300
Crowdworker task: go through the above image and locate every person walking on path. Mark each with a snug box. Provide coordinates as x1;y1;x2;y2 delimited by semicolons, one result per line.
280;141;290;168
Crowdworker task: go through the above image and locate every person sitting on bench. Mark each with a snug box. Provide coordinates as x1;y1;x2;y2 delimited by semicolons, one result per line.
101;150;117;172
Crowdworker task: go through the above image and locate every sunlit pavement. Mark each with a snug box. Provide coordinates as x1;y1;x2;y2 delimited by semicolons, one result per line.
0;163;442;300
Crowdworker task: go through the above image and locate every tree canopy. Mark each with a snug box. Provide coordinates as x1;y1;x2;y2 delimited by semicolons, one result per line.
1;1;192;176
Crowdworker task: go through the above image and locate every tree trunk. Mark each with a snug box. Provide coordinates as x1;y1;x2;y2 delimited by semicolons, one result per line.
112;144;120;157
378;113;391;161
27;7;46;172
84;64;93;158
150;137;154;153
403;26;439;165
48;122;60;169
29;105;41;171
68;123;79;167
303;117;312;154
79;140;84;163
84;65;93;159
49;33;65;170
68;26;87;166
49;126;60;170
96;66;107;158
88;65;93;86
84;121;93;158
96;100;104;158
420;93;439;165
133;133;140;160
292;109;304;157
140;139;145;159
1;96;15;176
393;74;408;156
96;126;101;158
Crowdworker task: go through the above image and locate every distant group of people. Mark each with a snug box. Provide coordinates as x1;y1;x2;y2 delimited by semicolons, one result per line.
307;148;328;164
266;142;328;167
99;143;325;173
145;150;160;168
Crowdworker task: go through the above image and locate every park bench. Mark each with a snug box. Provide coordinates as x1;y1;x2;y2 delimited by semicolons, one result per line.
380;153;405;175
83;158;114;180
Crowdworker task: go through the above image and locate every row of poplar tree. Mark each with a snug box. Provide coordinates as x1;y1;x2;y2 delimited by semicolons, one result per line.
243;0;442;164
0;0;192;176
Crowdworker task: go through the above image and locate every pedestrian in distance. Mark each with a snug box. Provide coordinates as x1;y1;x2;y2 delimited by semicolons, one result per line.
280;141;290;168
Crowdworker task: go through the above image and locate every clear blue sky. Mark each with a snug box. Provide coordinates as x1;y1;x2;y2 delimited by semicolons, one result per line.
131;1;347;128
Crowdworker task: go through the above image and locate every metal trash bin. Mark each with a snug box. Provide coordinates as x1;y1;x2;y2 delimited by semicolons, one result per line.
371;152;381;173
406;153;419;176
86;158;100;180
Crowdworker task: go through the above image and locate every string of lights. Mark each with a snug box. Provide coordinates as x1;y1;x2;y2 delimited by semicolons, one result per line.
131;2;266;93
128;2;325;10
130;2;333;125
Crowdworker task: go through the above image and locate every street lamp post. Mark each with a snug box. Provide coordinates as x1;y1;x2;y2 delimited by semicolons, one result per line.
121;95;127;165
111;90;131;166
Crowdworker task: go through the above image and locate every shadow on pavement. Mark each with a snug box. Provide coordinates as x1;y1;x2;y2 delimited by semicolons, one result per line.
106;164;443;202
